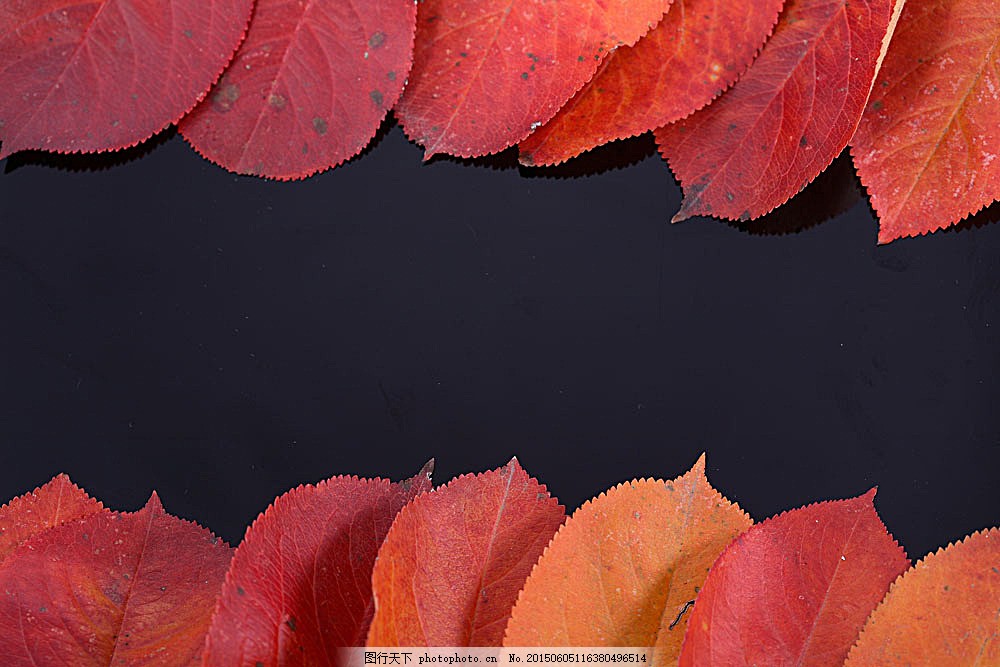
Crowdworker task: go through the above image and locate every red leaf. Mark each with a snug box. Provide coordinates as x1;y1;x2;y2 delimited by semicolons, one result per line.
0;0;254;158
679;489;909;667
0;473;105;564
846;528;1000;665
180;0;415;180
0;493;233;666
367;458;565;646
519;0;784;166
201;462;433;665
396;0;673;159
656;0;903;222
850;0;1000;243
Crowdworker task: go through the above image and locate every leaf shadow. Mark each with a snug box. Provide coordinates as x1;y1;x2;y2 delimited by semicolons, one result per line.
3;125;177;175
943;199;1000;236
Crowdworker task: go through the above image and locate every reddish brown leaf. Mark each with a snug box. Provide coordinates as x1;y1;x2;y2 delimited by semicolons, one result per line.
201;462;433;666
503;455;751;667
0;0;253;158
679;490;909;667
518;0;784;166
850;0;1000;243
0;493;232;666
396;0;673;159
180;0;415;180
846;527;1000;665
367;458;565;646
0;473;105;564
656;0;902;222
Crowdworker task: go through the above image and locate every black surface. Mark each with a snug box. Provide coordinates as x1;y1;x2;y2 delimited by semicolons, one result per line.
1;124;998;561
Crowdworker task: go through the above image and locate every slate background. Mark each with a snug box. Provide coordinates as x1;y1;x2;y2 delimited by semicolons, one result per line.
1;123;998;560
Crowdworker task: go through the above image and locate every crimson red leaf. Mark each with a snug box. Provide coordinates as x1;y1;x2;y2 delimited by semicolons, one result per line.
846;528;1000;665
656;0;902;222
679;489;909;667
180;0;415;180
519;0;784;166
367;458;565;646
0;473;105;564
0;0;253;158
850;0;1000;243
0;493;233;666
201;462;433;665
396;0;673;159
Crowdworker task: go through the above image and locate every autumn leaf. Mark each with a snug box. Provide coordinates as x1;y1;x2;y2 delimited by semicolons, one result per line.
657;0;903;222
0;0;253;158
678;489;909;666
367;458;565;646
395;0;673;159
0;493;232;666
850;0;1000;243
180;0;415;180
201;462;433;666
518;0;784;166
502;455;751;667
0;473;105;564
845;527;1000;665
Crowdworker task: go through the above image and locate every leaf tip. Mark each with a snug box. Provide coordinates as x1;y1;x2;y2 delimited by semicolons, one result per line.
144;490;165;513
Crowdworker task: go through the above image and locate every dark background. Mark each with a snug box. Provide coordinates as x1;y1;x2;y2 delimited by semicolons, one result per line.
1;123;997;561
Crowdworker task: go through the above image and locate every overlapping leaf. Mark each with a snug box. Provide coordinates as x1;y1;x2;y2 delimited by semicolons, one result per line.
367;458;565;646
657;0;903;222
201;462;433;666
180;0;416;180
395;0;673;159
503;455;751;666
679;490;909;667
846;528;1000;665
518;0;784;166
0;473;105;563
851;0;1000;243
0;493;233;666
0;0;254;158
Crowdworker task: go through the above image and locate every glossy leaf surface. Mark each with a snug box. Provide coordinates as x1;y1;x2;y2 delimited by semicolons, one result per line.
0;473;105;563
396;0;673;158
851;0;1000;243
679;490;909;667
0;494;232;666
846;528;1000;665
657;0;901;221
503;455;751;666
202;462;433;666
0;0;253;157
181;0;416;180
519;0;783;166
367;459;565;646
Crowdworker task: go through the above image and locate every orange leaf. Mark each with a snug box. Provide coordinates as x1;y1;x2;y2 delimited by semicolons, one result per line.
0;473;105;564
519;0;784;166
396;0;673;159
850;0;1000;243
202;462;434;666
846;527;1000;665
367;458;565;646
656;0;903;222
502;455;751;666
0;493;233;666
679;490;909;667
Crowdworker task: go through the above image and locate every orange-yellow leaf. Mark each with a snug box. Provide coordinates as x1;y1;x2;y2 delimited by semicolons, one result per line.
0;473;105;564
850;0;1000;243
367;458;565;646
846;527;1000;665
519;0;784;166
502;455;751;667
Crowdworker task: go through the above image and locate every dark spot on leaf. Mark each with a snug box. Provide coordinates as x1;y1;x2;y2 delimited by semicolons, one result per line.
521;72;529;80
302;143;309;154
286;616;297;631
799;136;808;147
526;52;539;62
578;55;584;61
105;585;124;605
871;100;883;111
38;606;46;613
739;210;751;221
268;94;287;110
312;117;328;135
368;31;386;49
460;52;468;58
236;586;246;596
387;71;396;81
370;89;384;106
183;29;193;39
726;192;734;201
212;82;240;113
